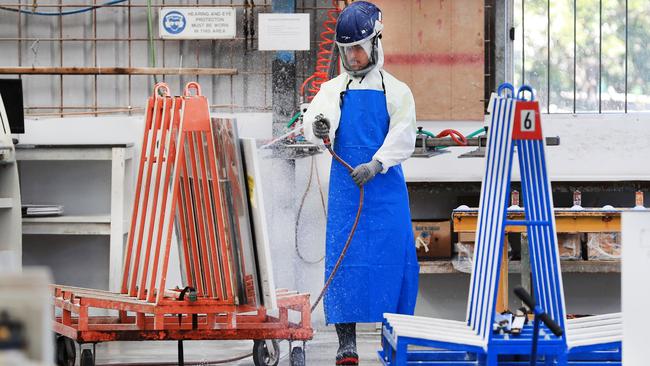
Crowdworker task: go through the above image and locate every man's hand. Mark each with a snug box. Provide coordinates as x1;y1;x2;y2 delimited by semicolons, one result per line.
351;160;383;186
312;114;331;139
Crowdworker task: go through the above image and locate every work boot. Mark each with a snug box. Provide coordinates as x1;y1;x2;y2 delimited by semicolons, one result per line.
335;323;358;365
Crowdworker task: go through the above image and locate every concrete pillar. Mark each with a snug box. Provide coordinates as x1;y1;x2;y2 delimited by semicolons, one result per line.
495;0;514;86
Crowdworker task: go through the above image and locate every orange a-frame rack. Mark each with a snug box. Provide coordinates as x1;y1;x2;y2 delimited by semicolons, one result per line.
52;82;312;366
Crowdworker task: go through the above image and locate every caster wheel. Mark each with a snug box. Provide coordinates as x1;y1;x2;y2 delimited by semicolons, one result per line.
80;349;95;366
55;336;76;366
252;339;280;366
290;346;306;366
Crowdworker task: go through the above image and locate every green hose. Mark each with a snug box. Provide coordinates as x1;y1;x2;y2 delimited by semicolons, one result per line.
417;127;486;150
417;129;436;138
466;127;486;138
146;0;158;84
286;111;302;129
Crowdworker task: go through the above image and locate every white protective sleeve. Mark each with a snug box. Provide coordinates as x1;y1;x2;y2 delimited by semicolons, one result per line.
372;72;417;173
302;74;347;145
303;70;416;173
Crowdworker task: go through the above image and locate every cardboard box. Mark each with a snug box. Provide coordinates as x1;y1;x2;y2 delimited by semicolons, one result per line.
587;233;621;260
557;233;581;260
413;220;452;260
458;232;476;243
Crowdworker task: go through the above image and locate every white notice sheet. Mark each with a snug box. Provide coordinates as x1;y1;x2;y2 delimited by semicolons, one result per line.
258;13;310;51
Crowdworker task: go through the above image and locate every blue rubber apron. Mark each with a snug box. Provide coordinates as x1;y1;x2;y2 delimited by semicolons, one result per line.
324;75;420;324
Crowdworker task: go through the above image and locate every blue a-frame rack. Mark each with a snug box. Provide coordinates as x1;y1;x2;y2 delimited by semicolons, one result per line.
379;84;622;366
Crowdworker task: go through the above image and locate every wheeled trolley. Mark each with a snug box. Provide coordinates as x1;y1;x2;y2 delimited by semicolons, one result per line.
53;82;313;366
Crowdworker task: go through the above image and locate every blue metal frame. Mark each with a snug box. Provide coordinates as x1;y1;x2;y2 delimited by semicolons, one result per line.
378;84;621;365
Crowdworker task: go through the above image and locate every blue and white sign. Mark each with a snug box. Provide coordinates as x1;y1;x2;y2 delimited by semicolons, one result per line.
159;8;236;39
162;11;186;35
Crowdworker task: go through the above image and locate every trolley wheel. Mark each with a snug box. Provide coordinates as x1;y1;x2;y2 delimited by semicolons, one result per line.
252;339;280;366
55;336;76;366
290;346;306;366
80;349;95;366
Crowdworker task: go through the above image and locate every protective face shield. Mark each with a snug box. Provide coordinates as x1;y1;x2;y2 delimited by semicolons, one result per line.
335;1;384;77
338;37;377;75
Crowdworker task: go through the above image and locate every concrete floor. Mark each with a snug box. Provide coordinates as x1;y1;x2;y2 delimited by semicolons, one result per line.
91;329;383;365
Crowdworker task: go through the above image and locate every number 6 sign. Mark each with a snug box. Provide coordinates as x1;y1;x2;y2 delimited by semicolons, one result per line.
521;110;535;131
512;86;543;140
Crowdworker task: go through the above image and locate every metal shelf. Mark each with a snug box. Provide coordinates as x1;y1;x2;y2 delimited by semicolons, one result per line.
419;260;620;274
15;144;133;161
16;144;134;291
22;214;120;235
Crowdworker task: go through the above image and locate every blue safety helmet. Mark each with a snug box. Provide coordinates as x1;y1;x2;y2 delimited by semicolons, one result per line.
335;1;384;77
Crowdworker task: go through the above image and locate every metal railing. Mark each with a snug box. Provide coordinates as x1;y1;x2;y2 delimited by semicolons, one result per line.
0;0;328;117
515;0;649;113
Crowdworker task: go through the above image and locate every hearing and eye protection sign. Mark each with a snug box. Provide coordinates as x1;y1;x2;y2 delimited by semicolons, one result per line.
159;8;236;39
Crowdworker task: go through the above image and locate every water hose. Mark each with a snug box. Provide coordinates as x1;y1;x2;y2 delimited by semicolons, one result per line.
467;127;486;138
286;111;303;129
434;129;468;146
417;129;436;138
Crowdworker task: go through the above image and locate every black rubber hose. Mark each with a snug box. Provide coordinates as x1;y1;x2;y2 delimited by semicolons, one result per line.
513;286;564;337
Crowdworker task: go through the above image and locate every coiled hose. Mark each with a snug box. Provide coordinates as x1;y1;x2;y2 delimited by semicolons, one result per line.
300;0;341;101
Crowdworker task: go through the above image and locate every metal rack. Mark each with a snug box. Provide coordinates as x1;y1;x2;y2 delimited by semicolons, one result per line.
51;82;312;366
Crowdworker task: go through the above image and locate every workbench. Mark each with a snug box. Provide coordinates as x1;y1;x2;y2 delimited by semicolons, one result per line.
447;207;622;312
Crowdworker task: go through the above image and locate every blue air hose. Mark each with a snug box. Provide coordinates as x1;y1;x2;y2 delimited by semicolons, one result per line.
0;0;127;16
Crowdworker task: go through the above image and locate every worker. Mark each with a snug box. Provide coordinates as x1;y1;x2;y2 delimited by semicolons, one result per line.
303;2;419;365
